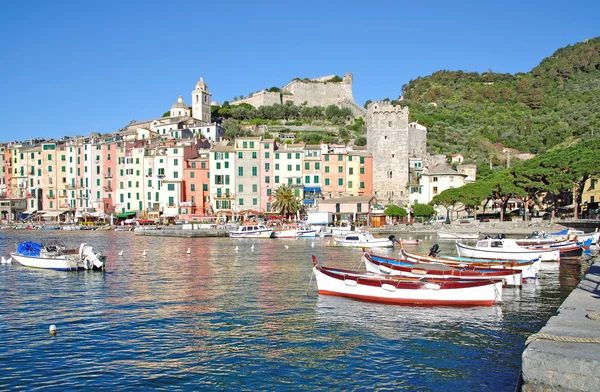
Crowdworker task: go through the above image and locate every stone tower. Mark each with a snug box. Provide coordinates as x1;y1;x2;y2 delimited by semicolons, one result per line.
366;101;411;206
191;77;212;123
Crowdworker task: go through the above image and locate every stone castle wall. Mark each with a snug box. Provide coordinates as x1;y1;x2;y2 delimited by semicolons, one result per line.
366;101;411;206
230;73;366;117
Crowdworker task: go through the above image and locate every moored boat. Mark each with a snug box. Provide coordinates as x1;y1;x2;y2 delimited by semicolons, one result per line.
10;241;106;271
296;226;318;237
437;232;480;240
270;227;297;238
333;232;396;248
399;247;541;280
456;238;560;262
229;224;273;238
364;252;522;287
312;256;503;306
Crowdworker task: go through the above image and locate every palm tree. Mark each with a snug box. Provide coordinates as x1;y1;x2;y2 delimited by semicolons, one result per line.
272;184;301;217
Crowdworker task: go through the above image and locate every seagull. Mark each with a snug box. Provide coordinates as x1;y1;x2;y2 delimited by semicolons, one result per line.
142;250;147;257
1;256;8;264
250;245;255;251
118;250;124;256
311;242;315;248
284;245;289;249
235;246;239;253
187;248;191;255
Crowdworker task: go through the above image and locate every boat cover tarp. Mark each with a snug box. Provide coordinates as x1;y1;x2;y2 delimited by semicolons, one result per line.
17;241;42;257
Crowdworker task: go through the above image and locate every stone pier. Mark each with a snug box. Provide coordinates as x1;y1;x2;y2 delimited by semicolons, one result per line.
521;260;600;391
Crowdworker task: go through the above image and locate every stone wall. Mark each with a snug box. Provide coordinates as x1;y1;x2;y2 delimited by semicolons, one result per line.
230;73;366;117
366;101;411;206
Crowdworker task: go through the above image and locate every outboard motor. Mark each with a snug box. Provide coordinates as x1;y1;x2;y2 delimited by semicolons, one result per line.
388;235;397;243
428;244;441;257
495;233;506;240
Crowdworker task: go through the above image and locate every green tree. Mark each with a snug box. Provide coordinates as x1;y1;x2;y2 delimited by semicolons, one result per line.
384;205;407;221
272;185;301;217
412;204;434;220
355;136;367;146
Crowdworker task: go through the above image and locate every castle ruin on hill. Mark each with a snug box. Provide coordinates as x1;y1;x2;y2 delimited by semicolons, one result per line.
230;73;366;117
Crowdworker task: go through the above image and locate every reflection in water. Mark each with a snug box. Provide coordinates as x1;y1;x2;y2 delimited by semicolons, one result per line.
0;231;588;391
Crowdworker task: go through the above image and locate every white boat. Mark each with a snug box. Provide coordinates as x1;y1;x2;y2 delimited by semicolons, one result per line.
296;226;318;238
456;238;560;262
327;225;357;236
229;224;273;238
333;232;396;248
10;241;106;271
312;256;502;306
271;227;297;238
437;232;480;240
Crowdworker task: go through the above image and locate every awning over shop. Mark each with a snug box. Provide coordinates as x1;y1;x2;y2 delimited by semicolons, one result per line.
304;187;321;192
40;210;67;218
23;209;37;214
115;211;137;219
303;199;315;204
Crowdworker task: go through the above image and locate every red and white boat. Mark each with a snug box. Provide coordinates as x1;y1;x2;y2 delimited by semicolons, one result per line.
399;248;541;280
311;256;503;306
364;252;522;287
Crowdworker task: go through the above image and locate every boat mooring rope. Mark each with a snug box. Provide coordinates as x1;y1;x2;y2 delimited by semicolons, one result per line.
526;331;600;346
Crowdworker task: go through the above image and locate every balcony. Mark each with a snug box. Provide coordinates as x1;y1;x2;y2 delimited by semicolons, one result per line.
59;203;71;209
58;194;68;198
103;186;112;192
212;193;235;200
180;201;195;207
65;184;76;190
46;194;56;199
103;173;113;178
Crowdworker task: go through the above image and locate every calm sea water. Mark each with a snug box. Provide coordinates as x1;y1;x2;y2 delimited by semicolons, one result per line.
0;230;588;391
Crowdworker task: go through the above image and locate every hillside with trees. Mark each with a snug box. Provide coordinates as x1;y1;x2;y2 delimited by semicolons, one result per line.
400;37;600;167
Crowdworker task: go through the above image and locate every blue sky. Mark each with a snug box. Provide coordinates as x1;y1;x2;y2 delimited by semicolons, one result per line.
1;0;598;141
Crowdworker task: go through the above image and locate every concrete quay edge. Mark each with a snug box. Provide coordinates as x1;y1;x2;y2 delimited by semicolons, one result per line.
521;261;600;392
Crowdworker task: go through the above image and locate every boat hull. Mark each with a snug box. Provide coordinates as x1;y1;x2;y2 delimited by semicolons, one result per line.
364;253;522;287
333;239;395;248
11;253;85;271
312;259;502;306
456;242;559;262
271;228;297;238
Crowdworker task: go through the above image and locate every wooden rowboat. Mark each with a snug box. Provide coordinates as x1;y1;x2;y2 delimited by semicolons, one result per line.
311;256;503;306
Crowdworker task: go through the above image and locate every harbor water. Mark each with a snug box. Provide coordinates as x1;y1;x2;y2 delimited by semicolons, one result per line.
0;230;589;391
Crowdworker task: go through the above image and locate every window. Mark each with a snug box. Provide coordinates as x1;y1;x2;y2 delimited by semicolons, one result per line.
265;176;270;183
295;153;300;159
315;162;320;170
287;164;292;171
203;184;208;191
174;159;178;166
265;163;270;171
348;156;352;162
275;176;279;183
325;155;329;161
338;166;343;173
360;157;365;164
239;184;244;192
167;184;175;191
275;164;280;170
357;203;362;213
314;175;319;183
360;182;365;189
238;167;244;176
252;198;257;205
238;152;243;159
360;167;365;174
338;178;343;186
336;203;340;213
432;176;438;182
265;152;270;159
325;166;330;173
252;167;257;176
190;172;195;178
216;162;221;169
348;181;353;188
349;168;353;175
275;153;280;159
267;189;272;196
287;153;292;159
252;152;257;159
305;162;310;170
191;184;195;191
338;154;342;161
252;184;257;192
239;198;244;206
168;197;174;206
387;170;393;179
305;175;310;183
264;143;269;149
325;178;330;186
433;186;438;195
224;161;229;169
173;172;178;179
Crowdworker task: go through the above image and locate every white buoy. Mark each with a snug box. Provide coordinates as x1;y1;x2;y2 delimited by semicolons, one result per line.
49;325;57;336
187;248;191;255
1;256;7;264
142;250;147;257
118;250;124;256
